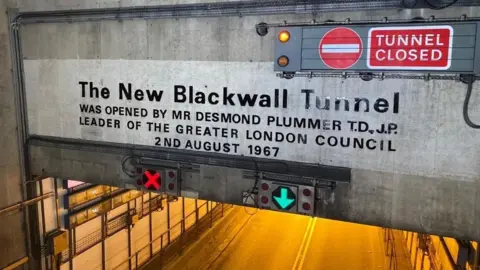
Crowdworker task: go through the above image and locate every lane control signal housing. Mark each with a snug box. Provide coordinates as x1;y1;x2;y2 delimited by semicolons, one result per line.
135;168;180;196
258;179;315;215
298;185;315;215
164;169;180;196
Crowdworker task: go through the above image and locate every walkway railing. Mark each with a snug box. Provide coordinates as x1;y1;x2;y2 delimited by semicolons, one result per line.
111;201;229;270
60;195;164;263
383;228;398;270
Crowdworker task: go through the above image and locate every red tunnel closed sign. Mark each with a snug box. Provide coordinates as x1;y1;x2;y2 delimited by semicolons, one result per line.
367;26;453;70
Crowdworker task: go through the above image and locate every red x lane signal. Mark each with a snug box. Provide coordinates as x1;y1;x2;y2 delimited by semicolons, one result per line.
143;170;161;190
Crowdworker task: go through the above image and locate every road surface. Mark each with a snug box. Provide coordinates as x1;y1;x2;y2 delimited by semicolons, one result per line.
159;207;388;270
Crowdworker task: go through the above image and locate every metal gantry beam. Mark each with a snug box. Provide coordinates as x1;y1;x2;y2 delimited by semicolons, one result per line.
12;0;480;24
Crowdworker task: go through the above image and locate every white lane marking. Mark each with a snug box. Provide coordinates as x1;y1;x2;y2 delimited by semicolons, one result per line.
297;218;317;270
292;217;316;270
321;44;360;53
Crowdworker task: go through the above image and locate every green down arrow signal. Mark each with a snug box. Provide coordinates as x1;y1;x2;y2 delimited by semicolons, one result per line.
273;187;295;210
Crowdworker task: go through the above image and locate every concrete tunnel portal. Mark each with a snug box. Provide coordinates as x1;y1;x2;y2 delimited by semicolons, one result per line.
9;1;480;244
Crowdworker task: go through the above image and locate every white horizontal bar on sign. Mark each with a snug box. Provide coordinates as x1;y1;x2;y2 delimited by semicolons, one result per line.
321;44;360;53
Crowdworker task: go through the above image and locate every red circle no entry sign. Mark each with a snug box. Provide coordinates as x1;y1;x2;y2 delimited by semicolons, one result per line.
319;27;363;69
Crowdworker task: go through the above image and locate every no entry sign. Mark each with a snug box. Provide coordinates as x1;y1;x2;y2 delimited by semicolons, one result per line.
367;26;453;70
319;27;363;69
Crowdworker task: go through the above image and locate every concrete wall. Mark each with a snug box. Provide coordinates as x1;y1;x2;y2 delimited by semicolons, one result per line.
105;230;128;270
0;1;27;268
73;243;101;270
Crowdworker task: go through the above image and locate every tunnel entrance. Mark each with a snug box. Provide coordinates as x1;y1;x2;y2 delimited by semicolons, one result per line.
2;179;478;270
139;205;479;270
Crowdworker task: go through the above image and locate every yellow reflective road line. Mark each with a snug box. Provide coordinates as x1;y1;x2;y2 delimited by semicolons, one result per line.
292;217;315;270
297;218;317;270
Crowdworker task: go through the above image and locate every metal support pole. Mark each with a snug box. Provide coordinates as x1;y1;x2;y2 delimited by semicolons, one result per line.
73;228;77;255
38;179;48;270
53;178;61;229
53;179;63;270
101;214;106;270
420;252;425;270
134;196;137;215
68;227;73;270
181;197;185;233
413;234;419;270
159;236;164;268
167;198;171;244
180;220;185;255
474;241;480;270
195;200;199;223
38;180;46;236
209;202;213;228
148;193;153;259
440;237;459;269
127;211;132;270
140;192;144;217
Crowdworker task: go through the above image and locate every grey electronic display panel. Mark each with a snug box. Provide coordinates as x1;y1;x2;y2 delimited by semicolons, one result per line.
274;21;480;74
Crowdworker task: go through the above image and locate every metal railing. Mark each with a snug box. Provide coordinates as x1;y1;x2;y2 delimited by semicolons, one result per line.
383;228;398;270
60;212;129;263
111;202;227;270
107;213;128;236
421;234;438;270
60;196;165;263
2;256;29;270
59;199;228;268
0;192;54;216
